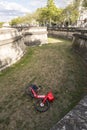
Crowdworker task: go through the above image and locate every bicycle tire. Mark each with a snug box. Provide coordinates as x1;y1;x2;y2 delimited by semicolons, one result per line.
34;99;50;112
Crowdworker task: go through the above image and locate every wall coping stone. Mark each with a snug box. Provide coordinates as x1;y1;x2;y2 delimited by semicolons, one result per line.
0;36;22;46
73;34;87;40
24;31;48;36
51;95;87;130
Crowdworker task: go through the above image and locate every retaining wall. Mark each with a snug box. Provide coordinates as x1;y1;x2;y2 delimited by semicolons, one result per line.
48;29;73;39
0;28;26;71
48;27;87;40
48;27;87;130
23;27;48;46
51;95;87;130
0;27;48;71
72;33;87;62
48;27;87;61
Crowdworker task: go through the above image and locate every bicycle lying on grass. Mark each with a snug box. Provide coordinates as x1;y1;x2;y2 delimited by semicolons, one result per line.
25;84;55;112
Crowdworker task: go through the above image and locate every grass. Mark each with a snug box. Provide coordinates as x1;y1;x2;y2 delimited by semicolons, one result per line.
0;37;87;130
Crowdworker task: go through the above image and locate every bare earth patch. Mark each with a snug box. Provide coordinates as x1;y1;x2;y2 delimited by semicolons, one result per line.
0;37;87;130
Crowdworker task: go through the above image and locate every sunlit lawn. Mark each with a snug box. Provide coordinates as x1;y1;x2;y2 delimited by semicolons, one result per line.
0;37;87;130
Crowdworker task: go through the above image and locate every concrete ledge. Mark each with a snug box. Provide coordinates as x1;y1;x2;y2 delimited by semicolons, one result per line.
51;95;87;130
0;36;22;45
24;31;47;35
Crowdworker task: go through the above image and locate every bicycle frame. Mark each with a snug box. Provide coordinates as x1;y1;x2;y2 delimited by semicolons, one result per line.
25;85;55;112
31;88;45;98
30;87;54;104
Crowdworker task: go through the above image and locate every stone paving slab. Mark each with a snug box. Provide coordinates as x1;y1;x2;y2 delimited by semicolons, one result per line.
51;95;87;130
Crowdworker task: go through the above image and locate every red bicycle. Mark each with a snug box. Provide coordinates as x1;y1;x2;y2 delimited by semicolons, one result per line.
25;84;55;112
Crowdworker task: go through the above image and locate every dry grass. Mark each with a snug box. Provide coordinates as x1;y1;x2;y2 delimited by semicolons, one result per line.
0;37;87;130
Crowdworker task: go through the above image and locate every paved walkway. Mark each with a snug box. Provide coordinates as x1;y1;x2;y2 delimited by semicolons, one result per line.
51;95;87;130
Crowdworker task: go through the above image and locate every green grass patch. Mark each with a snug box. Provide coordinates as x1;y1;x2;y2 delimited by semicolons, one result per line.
0;37;87;130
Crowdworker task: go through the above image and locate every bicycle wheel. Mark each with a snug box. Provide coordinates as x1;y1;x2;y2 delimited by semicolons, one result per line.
34;99;50;112
25;85;34;98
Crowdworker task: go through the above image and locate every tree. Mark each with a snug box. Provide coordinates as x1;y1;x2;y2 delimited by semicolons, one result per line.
10;0;82;27
0;22;4;27
83;0;87;7
36;0;62;26
10;17;24;26
10;13;36;26
61;1;80;26
46;0;58;26
37;7;48;26
47;0;55;7
73;0;87;8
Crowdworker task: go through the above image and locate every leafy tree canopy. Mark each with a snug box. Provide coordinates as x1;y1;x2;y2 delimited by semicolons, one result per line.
10;0;84;26
83;0;87;7
0;22;4;27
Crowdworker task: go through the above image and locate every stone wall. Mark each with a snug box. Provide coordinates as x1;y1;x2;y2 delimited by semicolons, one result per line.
48;27;87;40
72;33;87;62
48;27;87;61
51;95;87;130
23;27;48;46
0;28;26;71
48;27;87;130
48;29;74;40
0;27;48;71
